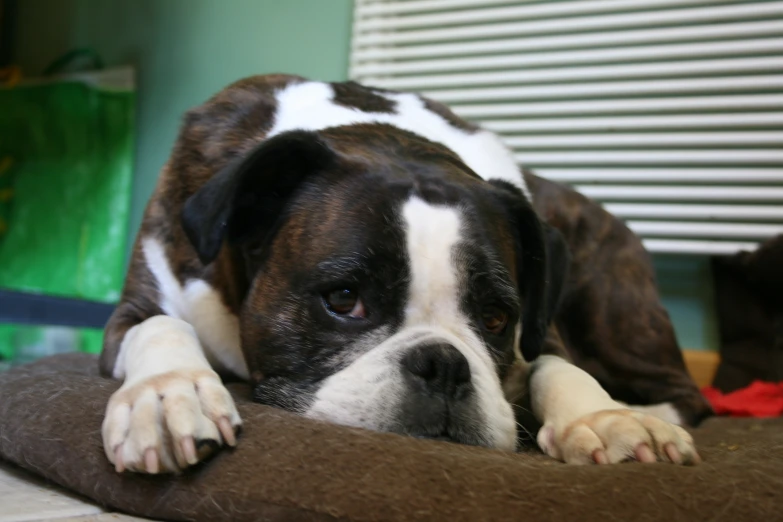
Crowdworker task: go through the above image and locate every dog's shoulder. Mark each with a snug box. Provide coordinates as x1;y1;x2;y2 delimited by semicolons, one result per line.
155;75;526;204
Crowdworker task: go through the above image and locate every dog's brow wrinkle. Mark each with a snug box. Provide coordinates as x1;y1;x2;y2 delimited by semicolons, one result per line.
316;253;370;275
467;262;519;310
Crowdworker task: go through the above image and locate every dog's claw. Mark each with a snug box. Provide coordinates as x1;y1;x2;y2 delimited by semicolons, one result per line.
182;436;198;465
664;442;682;464
592;449;608;465
144;448;159;474
685;449;702;466
114;446;125;473
635;443;657;463
218;417;237;447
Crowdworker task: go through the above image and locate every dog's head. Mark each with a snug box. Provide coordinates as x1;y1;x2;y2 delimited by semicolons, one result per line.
182;125;568;450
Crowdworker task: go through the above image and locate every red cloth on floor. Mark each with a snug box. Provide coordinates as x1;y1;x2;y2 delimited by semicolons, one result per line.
702;380;783;417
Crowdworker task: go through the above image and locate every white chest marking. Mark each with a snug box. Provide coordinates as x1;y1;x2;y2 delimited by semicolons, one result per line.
140;237;248;379
267;81;530;199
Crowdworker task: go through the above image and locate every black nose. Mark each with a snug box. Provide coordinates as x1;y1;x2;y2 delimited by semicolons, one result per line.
402;343;471;398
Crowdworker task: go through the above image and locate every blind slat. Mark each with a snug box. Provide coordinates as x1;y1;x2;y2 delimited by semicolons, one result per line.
352;20;783;61
353;3;783;46
354;38;783;76
424;75;783;103
627;221;783;238
515;150;783;165
604;204;783;220
640;239;759;255
576;186;783;201
504;132;783;148
363;56;783;90
452;94;783;117
356;0;710;24
537;168;783;183
481;113;783;133
357;0;533;17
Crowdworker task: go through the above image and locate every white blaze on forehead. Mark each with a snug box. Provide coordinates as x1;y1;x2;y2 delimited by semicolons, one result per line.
400;196;517;450
399;196;494;368
267;81;530;199
401;197;463;326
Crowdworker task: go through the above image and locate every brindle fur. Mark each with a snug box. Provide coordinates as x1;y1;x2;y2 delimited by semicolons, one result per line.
101;74;711;426
526;172;711;425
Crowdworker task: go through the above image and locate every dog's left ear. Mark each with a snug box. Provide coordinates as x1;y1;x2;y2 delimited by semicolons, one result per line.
490;180;570;361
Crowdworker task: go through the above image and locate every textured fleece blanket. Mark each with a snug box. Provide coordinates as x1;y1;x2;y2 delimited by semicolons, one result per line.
1;353;781;522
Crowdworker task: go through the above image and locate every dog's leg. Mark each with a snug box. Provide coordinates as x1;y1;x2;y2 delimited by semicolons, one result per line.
526;173;712;426
530;354;700;465
101;230;244;474
102;315;241;474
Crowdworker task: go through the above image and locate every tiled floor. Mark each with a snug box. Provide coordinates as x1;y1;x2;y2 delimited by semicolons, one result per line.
0;462;151;522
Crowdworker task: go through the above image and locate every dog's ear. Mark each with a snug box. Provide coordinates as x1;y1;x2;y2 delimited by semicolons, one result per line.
541;223;570;325
181;130;335;265
490;180;570;361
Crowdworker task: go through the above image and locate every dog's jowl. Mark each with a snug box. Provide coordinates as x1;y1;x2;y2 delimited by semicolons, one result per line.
100;74;702;474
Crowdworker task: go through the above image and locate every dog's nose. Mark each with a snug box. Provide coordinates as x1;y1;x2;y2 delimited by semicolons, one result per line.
402;343;471;398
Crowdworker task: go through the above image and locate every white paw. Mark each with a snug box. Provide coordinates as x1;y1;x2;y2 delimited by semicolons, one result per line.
102;369;241;474
537;409;700;466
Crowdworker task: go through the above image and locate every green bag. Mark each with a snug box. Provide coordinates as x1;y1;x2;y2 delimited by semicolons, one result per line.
0;64;135;362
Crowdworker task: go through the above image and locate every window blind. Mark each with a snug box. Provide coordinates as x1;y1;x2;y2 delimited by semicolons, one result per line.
350;0;783;254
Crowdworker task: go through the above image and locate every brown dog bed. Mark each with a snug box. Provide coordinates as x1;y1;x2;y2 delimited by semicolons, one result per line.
1;353;781;521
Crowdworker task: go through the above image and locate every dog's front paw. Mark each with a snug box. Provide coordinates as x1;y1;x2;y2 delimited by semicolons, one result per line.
537;409;700;466
102;369;241;474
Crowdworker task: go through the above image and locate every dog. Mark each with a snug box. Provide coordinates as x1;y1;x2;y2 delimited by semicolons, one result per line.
99;74;710;474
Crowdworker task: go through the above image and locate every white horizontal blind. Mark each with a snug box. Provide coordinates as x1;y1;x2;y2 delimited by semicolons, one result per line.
350;0;783;255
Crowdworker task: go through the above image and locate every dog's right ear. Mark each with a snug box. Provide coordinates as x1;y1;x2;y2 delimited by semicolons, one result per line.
181;130;335;265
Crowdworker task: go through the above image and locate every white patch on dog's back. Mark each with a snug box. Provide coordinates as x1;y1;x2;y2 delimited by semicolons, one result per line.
267;81;530;199
133;237;248;379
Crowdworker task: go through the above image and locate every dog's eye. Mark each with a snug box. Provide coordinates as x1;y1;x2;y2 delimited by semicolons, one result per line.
481;305;508;335
323;288;366;318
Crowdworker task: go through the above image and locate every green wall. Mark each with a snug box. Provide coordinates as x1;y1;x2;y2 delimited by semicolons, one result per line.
10;0;718;351
13;0;354;242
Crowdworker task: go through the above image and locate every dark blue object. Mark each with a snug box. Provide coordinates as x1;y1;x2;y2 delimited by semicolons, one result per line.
0;289;115;329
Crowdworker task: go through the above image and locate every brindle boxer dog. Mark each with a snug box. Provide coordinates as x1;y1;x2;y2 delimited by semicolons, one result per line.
99;74;710;474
